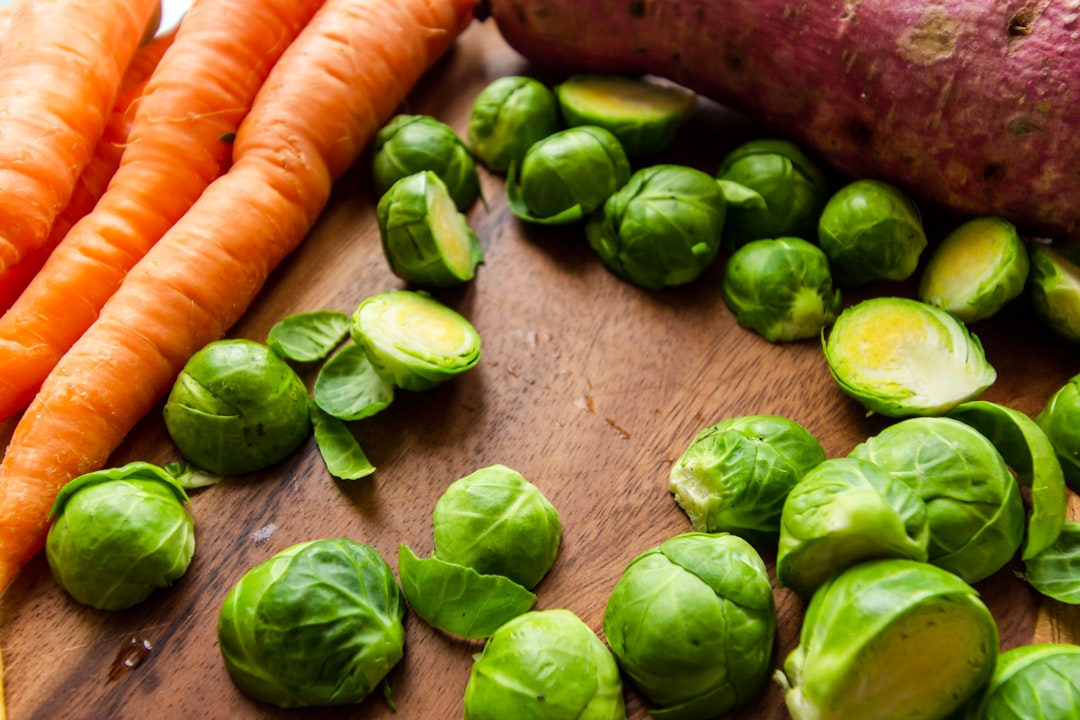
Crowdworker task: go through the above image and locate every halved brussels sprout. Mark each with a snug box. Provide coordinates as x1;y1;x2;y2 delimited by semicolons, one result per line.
715;138;830;247
721;236;842;342
217;538;405;708
918;216;1028;322
163;339;312;475
817;179;927;286
463;609;626;720
668;415;826;546
350;289;481;391
602;532;775;720
377;170;484;287
372;114;480;211
1028;242;1080;341
555;73;696;157
586;164;727;289
45;461;195;611
823;296;997;417
1037;372;1080;492
776;456;929;599
467;75;560;173
777;559;999;720
958;643;1080;720
849;416;1025;583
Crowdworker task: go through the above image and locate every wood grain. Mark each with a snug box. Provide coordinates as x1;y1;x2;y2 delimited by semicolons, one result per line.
1;19;1077;720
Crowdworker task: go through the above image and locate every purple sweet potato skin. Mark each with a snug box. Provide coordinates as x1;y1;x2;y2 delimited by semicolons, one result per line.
483;0;1080;240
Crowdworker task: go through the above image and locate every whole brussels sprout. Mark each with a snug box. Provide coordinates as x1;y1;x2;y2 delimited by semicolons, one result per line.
46;461;195;610
1037;372;1080;492
958;643;1080;720
506;125;631;224
1028;242;1080;341
217;538;405;708
462;608;626;720
849;416;1025;583
602;532;776;720
721;236;842;342
777;559;999;720
668;415;826;546
586;164;727;290
163;339;311;476
467;75;560;173
817;179;927;286
715;138;830;247
372;114;480;211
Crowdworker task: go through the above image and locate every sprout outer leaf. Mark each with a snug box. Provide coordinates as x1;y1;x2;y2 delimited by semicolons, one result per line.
266;310;350;363
1023;520;1080;604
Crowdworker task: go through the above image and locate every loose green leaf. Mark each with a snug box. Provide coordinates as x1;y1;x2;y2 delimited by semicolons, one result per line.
1024;520;1080;604
313;344;395;421
163;461;224;490
267;310;350;362
310;405;376;481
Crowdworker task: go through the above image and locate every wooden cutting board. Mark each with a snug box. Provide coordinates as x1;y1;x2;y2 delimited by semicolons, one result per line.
1;18;1077;720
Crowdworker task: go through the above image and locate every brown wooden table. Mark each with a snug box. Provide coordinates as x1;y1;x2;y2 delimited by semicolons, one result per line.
1;18;1077;720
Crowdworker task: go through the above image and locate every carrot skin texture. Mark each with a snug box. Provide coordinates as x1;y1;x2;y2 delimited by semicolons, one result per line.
0;0;161;271
485;0;1080;240
0;0;325;422
0;0;475;592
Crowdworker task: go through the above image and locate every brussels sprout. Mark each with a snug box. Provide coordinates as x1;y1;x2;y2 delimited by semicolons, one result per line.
506;125;631;224
1037;372;1080;492
668;415;826;546
715;138;830;247
555;73;696;157
467;75;560;172
776;457;929;599
958;643;1080;720
1028;242;1080;341
776;559;999;720
462;608;627;720
372;114;480;211
817;179;927;286
721;236;842;342
349;289;481;391
584;164;726;290
217;538;405;708
45;461;195;611
918;216;1029;323
163;339;312;475
1023;520;1080;604
849;417;1025;583
377;170;484;287
823;296;997;417
602;532;776;720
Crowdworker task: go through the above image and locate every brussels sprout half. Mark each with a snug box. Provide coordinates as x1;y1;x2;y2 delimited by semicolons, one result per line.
1037;372;1080;493
1029;242;1080;341
776;559;999;720
823;296;996;417
467;75;560;173
372;114;480;211
602;532;776;720
586;164;727;290
958;643;1080;720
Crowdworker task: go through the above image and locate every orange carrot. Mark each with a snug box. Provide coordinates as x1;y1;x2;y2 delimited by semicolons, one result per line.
0;0;325;421
0;0;475;591
0;0;160;272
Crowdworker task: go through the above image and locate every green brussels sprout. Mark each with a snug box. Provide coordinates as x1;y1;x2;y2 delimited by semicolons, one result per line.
776;457;929;599
958;643;1080;720
668;415;826;546
776;559;999;720
467;75;560;172
163;339;312;476
372;114;480;211
1037;372;1080;493
376;170;484;287
217;538;405;708
918;216;1029;323
849;417;1025;583
45;461;195;611
585;164;727;290
602;532;776;720
462;608;627;720
433;464;561;590
823;296;997;417
721;236;842;342
506;125;631;224
1028;242;1080;341
349;289;481;392
715;138;830;247
817;179;927;286
555;73;696;157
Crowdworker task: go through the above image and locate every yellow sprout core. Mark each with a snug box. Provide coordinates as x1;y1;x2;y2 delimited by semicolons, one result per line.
366;293;471;356
560;76;693;120
428;183;474;277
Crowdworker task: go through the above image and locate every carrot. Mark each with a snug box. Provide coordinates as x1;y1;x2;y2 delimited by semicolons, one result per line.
0;0;325;422
0;0;160;272
0;0;475;591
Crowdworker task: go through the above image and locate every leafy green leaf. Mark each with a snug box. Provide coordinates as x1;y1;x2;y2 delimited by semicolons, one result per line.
313;344;395;421
310;405;376;481
1024;520;1080;604
267;310;350;362
163;461;224;490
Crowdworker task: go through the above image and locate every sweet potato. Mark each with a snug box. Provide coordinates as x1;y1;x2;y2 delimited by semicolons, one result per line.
479;0;1080;241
